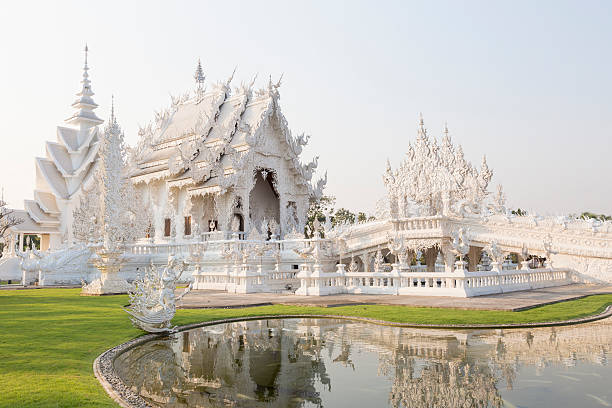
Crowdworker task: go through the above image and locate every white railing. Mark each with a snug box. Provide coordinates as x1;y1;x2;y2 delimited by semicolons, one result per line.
193;264;298;294
392;216;445;232
294;264;572;297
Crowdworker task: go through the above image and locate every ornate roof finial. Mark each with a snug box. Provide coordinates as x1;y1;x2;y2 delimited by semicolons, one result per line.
417;113;427;138
110;95;115;122
194;58;205;89
106;96;121;134
248;73;258;91
443;121;449;136
66;45;102;127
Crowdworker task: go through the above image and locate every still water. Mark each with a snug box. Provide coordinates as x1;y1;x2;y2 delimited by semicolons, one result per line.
114;317;612;407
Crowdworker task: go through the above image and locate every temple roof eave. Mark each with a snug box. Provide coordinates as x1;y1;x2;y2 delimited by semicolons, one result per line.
7;210;61;234
33;190;61;215
65;114;104;126
35;157;69;199
71;100;99;109
24;200;61;226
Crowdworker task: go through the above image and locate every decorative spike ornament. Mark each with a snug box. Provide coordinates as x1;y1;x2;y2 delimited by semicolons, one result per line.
194;58;205;89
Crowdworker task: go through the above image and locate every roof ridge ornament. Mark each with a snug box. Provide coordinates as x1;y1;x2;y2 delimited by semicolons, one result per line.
65;45;103;128
194;58;205;90
417;113;427;139
227;66;237;86
110;95;116;125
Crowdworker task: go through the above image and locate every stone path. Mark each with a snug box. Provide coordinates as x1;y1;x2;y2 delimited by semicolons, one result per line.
178;283;612;311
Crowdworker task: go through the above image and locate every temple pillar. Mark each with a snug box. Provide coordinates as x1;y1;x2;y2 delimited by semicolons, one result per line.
441;243;455;272
425;247;439;272
278;194;287;238
18;234;24;252
359;252;373;272
215;192;235;232
182;192;194;238
41;234;50;251
468;246;482;272
7;232;16;255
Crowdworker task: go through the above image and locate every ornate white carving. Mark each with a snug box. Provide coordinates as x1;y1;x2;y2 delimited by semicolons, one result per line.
124;254;189;333
384;116;493;218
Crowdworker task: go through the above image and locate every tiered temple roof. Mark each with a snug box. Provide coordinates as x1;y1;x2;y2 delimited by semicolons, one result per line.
130;66;322;199
27;46;102;231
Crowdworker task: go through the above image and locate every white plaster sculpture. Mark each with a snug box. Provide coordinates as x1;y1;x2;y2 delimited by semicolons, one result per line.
543;235;558;268
450;228;470;271
383;117;493;218
484;241;505;273
124;254;189;333
81;104;135;295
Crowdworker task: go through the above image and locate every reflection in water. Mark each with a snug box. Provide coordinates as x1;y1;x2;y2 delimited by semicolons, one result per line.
114;318;612;407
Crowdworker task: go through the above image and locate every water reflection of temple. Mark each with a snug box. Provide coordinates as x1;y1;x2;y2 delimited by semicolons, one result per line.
114;318;612;408
115;319;332;407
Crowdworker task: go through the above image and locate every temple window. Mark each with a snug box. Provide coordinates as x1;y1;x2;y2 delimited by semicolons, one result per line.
164;218;171;237
184;216;192;236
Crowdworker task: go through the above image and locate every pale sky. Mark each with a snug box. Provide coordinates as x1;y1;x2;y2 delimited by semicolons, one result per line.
0;0;610;215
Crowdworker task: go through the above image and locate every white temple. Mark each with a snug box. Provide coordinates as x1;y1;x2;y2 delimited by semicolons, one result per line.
1;49;611;294
128;62;325;242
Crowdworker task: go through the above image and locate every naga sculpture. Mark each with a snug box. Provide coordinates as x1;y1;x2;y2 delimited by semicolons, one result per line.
124;254;189;333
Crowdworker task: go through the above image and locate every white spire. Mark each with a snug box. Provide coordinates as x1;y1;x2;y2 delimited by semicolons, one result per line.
66;44;103;129
110;94;115;123
194;58;205;90
417;113;427;139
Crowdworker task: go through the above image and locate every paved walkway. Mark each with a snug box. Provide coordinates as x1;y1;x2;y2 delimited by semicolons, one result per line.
177;284;612;311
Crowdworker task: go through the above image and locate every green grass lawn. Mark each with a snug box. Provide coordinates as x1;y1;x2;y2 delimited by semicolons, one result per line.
0;288;610;407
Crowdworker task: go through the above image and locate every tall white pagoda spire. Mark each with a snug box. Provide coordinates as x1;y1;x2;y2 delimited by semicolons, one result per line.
25;46;106;247
66;44;103;129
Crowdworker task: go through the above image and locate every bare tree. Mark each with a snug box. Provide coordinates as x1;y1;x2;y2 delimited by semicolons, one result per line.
0;199;24;251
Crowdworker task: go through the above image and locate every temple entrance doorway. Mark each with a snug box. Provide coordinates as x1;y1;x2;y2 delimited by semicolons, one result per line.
249;169;280;233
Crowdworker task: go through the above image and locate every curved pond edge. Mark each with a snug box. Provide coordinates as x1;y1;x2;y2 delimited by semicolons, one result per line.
94;305;612;408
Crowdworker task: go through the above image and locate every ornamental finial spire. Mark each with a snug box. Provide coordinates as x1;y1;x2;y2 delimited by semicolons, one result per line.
417;113;427;138
194;58;205;90
66;45;103;128
110;95;115;122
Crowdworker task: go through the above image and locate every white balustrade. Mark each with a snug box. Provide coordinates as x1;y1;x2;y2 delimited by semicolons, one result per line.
121;236;573;297
293;267;572;297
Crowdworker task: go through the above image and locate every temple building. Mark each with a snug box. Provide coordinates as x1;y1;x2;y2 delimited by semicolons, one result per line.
128;62;325;241
1;48;610;290
3;46;102;255
2;51;325;257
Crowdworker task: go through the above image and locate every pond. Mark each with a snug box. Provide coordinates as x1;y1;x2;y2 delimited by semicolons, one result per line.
114;317;612;407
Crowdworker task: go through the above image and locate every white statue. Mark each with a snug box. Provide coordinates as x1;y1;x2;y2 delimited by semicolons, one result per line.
543;235;558;268
484;241;505;266
450;228;470;262
124;254;189;333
